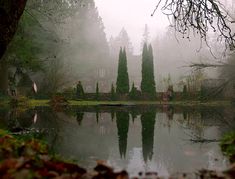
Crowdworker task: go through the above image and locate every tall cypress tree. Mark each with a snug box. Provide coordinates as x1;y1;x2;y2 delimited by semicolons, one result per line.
110;83;116;100
141;111;156;162
141;43;156;96
95;82;99;100
116;47;129;94
116;111;130;158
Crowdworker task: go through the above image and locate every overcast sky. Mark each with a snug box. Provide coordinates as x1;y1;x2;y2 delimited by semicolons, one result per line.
94;0;170;54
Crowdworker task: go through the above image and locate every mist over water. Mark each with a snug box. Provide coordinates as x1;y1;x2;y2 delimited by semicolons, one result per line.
1;106;234;176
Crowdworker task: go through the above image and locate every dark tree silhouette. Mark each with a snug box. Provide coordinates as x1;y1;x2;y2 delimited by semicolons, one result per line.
141;111;156;162
76;111;84;126
152;0;235;49
95;82;99;100
141;43;156;97
116;111;130;158
110;83;116;100
116;48;129;94
0;0;27;60
76;81;85;99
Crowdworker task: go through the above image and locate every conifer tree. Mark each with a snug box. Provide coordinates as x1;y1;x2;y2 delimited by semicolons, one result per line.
116;47;129;94
95;82;99;100
76;81;85;99
141;43;156;96
110;83;116;100
129;82;138;100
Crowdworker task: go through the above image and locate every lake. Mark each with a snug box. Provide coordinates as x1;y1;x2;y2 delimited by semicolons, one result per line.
0;105;234;177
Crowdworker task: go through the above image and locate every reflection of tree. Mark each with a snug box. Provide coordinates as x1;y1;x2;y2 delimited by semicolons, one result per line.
96;111;99;124
111;110;115;122
163;105;174;120
116;111;130;158
141;111;156;162
130;110;138;123
76;111;84;126
7;109;35;131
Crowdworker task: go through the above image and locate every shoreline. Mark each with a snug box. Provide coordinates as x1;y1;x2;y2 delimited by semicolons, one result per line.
28;99;233;107
0;99;232;108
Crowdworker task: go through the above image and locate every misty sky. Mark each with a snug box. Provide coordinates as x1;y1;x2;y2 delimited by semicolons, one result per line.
95;0;169;54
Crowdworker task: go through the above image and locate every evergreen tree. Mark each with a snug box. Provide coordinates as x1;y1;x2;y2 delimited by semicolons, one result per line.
76;81;85;99
129;82;139;100
95;82;99;100
110;83;116;100
116;111;130;158
116;48;129;94
141;43;156;97
109;28;134;56
141;111;156;162
141;24;150;48
76;112;84;126
183;85;188;99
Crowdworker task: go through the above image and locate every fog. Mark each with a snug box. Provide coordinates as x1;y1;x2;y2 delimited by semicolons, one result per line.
95;0;169;54
3;0;235;95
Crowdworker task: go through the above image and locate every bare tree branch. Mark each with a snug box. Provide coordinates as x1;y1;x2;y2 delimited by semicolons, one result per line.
152;0;235;49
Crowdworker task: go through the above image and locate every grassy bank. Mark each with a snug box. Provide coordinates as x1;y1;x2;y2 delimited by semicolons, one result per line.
0;98;232;108
21;99;234;107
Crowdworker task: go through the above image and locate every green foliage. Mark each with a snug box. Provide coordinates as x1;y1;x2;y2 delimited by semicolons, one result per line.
129;83;140;100
6;10;55;73
116;111;130;158
0;130;48;161
0;130;87;178
9;96;30;108
95;82;99;100
62;87;76;100
76;81;85;100
220;132;235;162
141;43;156;97
183;85;187;94
110;83;116;100
141;111;156;162
199;85;207;101
182;85;188;99
116;48;129;94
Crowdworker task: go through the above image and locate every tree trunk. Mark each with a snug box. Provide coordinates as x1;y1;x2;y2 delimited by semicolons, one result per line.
0;59;8;94
0;0;27;60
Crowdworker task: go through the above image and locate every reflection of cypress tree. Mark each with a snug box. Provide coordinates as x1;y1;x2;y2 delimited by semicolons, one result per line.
111;110;115;122
76;111;84;126
116;111;130;158
166;106;174;120
116;48;129;94
141;111;156;162
130;110;138;123
96;111;99;124
183;111;188;120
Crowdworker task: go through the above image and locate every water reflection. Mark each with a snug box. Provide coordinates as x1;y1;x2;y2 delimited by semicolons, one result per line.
116;111;130;158
76;111;84;126
0;105;234;176
141;111;156;162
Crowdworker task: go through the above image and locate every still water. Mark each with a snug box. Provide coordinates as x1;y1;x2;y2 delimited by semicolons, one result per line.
0;105;234;176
